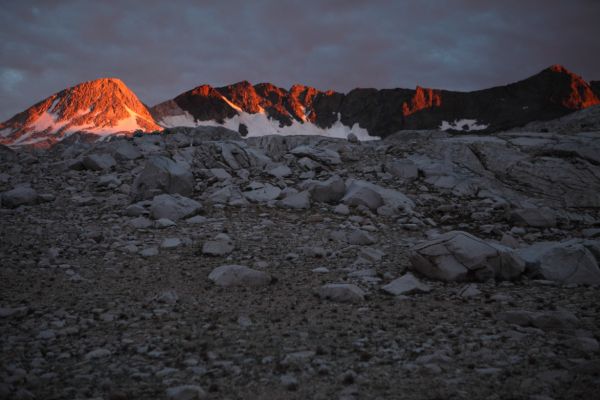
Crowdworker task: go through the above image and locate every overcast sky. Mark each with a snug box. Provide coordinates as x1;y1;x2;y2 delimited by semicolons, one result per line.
1;0;599;121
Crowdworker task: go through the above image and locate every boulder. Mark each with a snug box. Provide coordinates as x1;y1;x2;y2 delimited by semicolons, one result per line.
290;145;341;165
347;229;377;245
243;183;282;203
516;240;600;285
149;194;202;221
82;153;116;171
382;273;431;296
409;231;525;282
202;234;235;256
208;185;248;206
1;186;38;208
386;159;419;181
318;283;365;303
278;191;311;209
208;265;272;287
131;156;194;201
268;164;292;178
342;179;414;212
301;175;346;203
165;385;206;400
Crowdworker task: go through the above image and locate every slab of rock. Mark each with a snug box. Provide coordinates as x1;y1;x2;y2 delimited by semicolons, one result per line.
208;265;271;287
165;385;206;400
82;153;116;171
510;207;557;228
318;283;365;303
341;183;383;211
409;231;525;282
290;145;341;165
131;156;194;201
150;194;202;221
382;273;431;295
202;234;234;256
516;240;600;285
1;186;38;208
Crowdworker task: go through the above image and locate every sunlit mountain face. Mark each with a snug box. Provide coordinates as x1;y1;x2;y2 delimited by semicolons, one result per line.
0;78;161;148
1;65;599;147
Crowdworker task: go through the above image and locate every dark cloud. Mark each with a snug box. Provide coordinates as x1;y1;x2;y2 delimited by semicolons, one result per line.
1;0;599;120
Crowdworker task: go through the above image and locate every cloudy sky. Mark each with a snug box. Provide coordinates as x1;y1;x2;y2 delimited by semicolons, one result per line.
1;0;599;120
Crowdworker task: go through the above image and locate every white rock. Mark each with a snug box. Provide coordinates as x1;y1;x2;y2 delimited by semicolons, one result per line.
208;265;271;287
155;218;176;228
381;273;431;295
318;283;365;303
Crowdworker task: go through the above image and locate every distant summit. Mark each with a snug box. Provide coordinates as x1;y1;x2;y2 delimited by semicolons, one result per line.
0;78;161;147
2;65;599;146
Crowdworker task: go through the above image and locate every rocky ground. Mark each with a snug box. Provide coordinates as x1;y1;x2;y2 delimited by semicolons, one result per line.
1;123;600;400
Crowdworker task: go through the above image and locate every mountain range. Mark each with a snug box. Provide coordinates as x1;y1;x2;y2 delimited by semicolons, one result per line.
1;65;599;147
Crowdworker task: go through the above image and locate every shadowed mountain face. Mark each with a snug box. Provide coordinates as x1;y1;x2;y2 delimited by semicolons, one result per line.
151;65;600;137
0;78;161;147
591;81;600;99
1;65;599;147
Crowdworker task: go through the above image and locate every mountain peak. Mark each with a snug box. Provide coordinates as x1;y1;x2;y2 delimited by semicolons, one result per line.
0;77;161;147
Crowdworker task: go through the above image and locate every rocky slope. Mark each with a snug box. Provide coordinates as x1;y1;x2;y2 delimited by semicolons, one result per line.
0;78;162;148
151;65;600;138
1;111;600;398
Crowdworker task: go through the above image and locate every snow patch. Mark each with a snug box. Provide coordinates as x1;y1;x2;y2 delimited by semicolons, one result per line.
0;128;13;137
440;119;488;131
159;112;379;141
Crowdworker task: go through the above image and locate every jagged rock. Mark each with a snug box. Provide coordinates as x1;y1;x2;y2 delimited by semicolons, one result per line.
209;168;232;181
278;190;311;209
131;156;194;201
149;194;202;221
202;234;234;256
516;240;600;285
301;175;346;203
409;231;525;282
82;153;116;171
208;265;272;287
318;283;365;303
382;273;431;295
1;186;38;208
510;208;557;228
290;145;341;165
